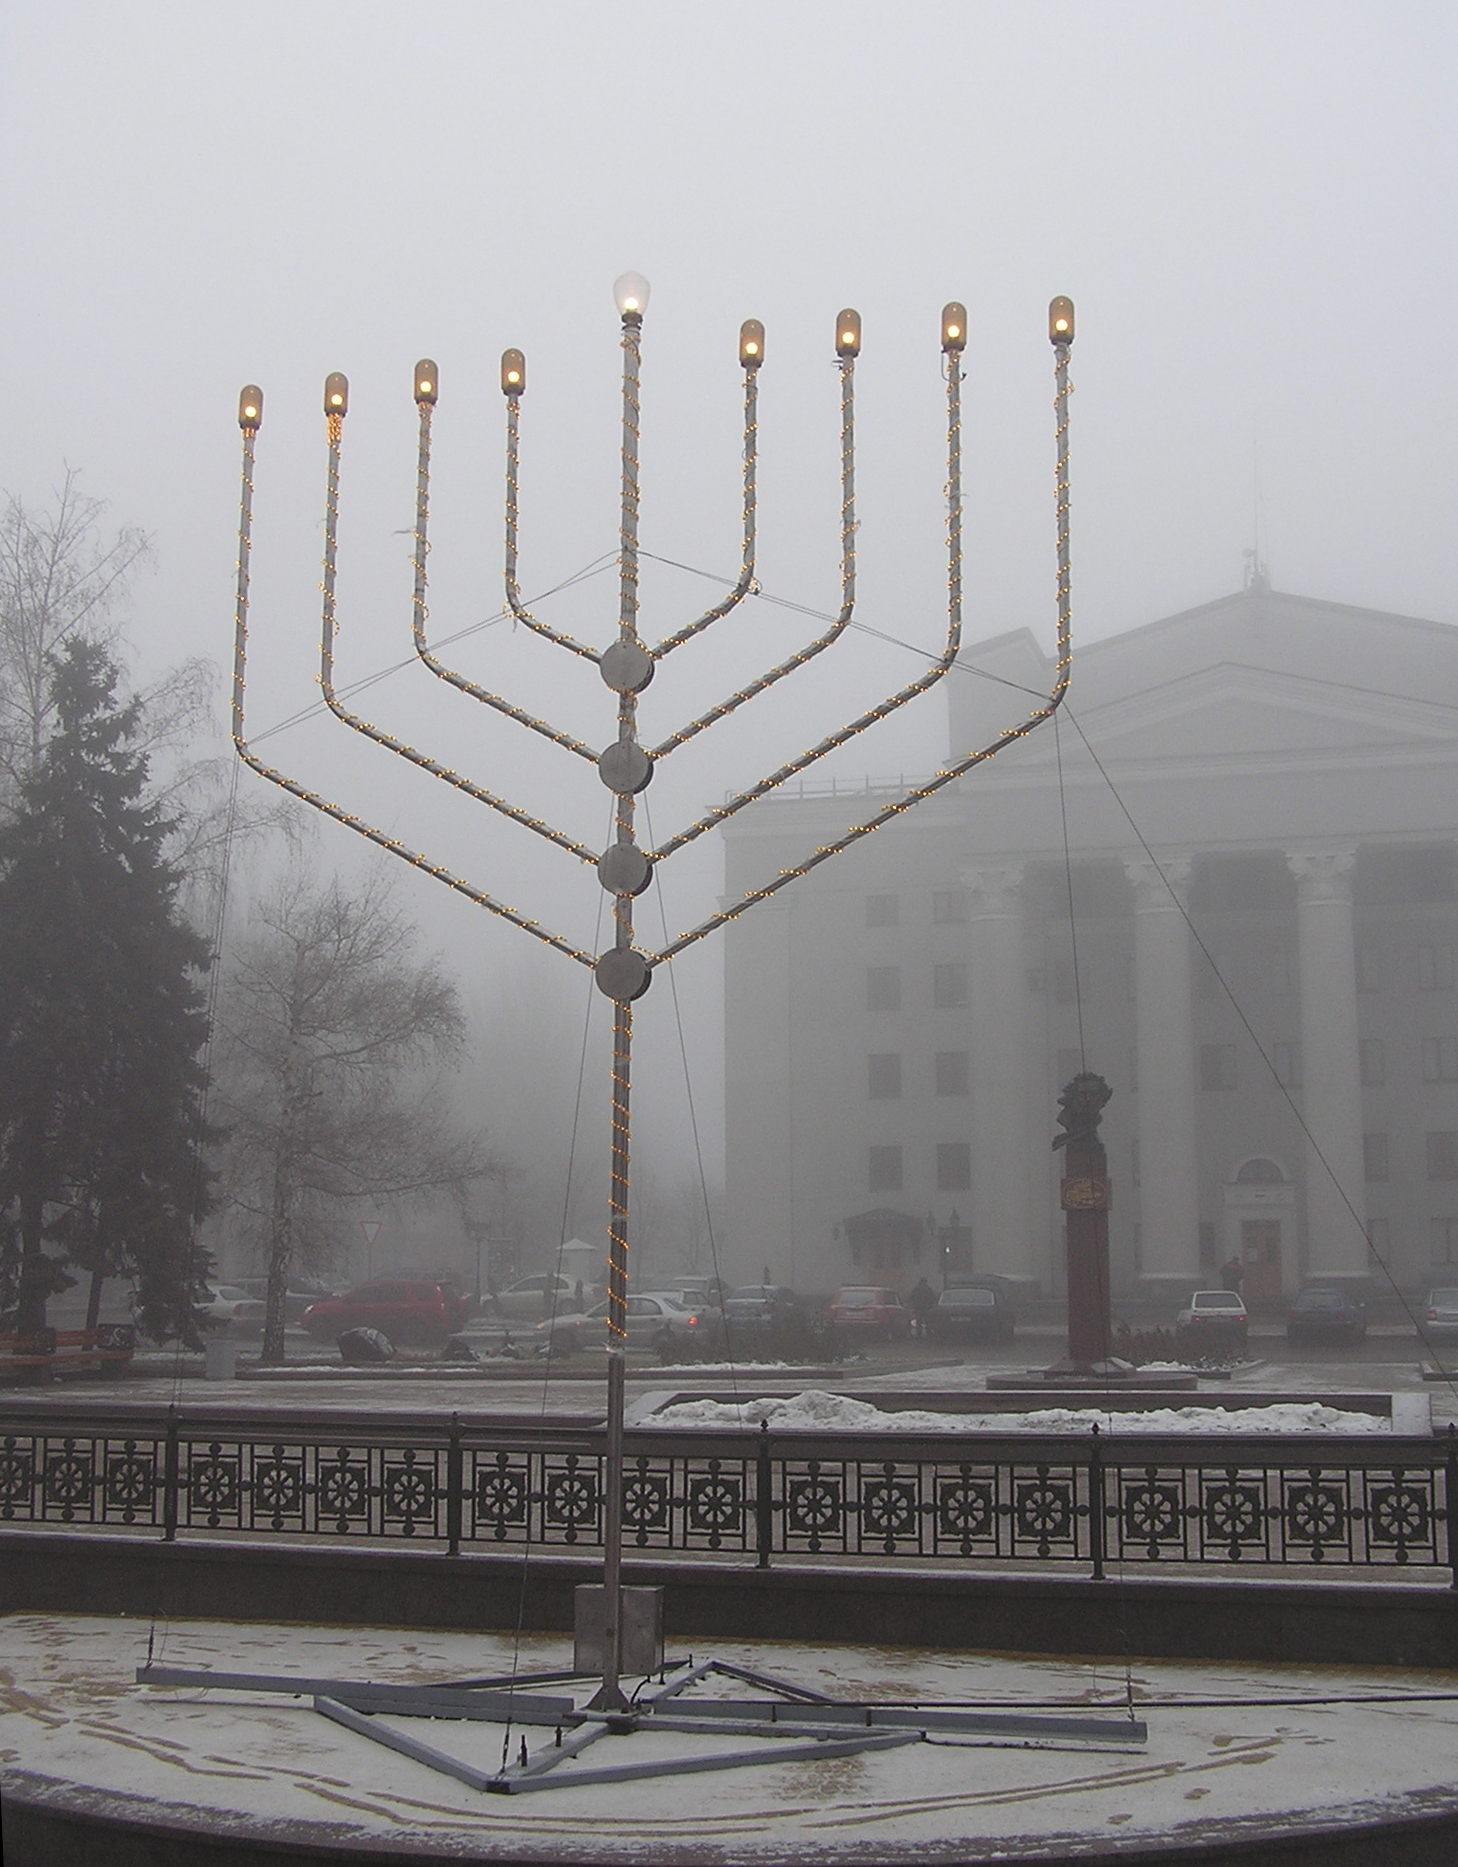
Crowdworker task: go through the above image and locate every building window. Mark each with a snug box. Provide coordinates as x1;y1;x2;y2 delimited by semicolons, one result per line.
1130;1138;1141;1186
865;893;899;928
1356;945;1382;993
867;1053;901;1100
936;1143;971;1191
1426;1132;1458;1180
1360;1038;1385;1086
1431;1218;1458;1265
1273;1042;1302;1088
868;1145;903;1192
1419;945;1456;991
932;962;968;1008
935;1050;969;1097
1423;1037;1458;1084
1364;1133;1389;1182
932;890;966;925
1201;1044;1237;1091
866;966;901;1013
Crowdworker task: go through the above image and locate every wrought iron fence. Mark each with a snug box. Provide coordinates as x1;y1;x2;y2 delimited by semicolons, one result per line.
1;1408;1453;1583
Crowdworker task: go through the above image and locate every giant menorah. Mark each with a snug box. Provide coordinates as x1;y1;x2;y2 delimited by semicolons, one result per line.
230;277;1075;1708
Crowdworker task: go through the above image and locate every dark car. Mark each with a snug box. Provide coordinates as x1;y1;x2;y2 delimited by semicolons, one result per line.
301;1279;470;1348
1287;1285;1366;1345
723;1285;808;1352
927;1284;1015;1344
829;1286;911;1342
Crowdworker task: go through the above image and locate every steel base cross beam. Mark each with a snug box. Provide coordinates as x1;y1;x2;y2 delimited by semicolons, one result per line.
142;1654;1146;1799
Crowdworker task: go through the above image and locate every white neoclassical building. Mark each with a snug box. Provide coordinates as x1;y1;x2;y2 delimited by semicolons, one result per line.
720;582;1458;1303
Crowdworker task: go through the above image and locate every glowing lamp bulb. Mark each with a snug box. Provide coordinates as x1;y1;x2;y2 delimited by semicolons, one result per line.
414;359;438;405
500;348;526;395
613;271;651;319
324;372;349;415
1048;295;1075;344
941;302;967;353
835;309;861;358
237;384;263;430
739;318;765;369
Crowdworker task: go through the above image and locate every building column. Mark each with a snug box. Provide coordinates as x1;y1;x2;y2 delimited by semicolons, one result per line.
962;864;1033;1280
1125;858;1201;1284
1287;848;1368;1278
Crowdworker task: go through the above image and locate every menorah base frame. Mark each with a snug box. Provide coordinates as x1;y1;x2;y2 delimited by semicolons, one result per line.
135;1655;1146;1796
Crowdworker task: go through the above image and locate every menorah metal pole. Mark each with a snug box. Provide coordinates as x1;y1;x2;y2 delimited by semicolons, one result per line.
228;286;1077;1729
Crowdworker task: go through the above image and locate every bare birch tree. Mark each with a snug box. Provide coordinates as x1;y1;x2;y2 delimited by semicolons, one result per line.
211;861;492;1361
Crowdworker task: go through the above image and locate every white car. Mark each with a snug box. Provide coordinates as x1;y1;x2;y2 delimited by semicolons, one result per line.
199;1283;267;1330
492;1273;597;1321
536;1292;707;1356
1175;1289;1248;1349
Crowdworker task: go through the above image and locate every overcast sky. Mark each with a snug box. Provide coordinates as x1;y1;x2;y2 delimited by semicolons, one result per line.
3;2;1453;1193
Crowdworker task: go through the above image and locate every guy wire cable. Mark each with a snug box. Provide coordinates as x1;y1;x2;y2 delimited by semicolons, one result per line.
641;794;740;1408
1063;704;1458;1407
147;749;244;1677
1052;708;1137;1727
499;807;611;1771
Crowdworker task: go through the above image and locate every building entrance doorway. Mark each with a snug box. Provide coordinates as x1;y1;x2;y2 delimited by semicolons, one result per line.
1241;1219;1283;1308
1224;1156;1298;1305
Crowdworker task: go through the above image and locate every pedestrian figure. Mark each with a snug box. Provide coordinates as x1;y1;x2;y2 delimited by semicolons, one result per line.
1221;1256;1243;1295
909;1276;937;1339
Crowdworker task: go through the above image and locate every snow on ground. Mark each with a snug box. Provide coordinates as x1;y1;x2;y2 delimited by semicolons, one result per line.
4;1613;1457;1862
649;1389;1392;1433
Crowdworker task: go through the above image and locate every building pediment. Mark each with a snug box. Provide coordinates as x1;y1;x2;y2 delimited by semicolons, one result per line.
1061;661;1456;765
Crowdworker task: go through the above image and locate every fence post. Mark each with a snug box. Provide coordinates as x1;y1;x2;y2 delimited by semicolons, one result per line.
446;1412;463;1556
162;1405;180;1544
1447;1424;1457;1591
1089;1423;1106;1581
756;1420;773;1570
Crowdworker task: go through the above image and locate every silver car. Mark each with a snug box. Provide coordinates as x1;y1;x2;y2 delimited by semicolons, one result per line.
1422;1288;1458;1341
536;1292;705;1356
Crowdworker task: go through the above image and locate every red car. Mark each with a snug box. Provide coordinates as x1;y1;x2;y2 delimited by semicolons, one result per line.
829;1286;911;1341
301;1279;469;1348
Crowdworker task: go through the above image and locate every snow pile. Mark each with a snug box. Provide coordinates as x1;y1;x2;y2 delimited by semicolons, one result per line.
650;1389;1390;1434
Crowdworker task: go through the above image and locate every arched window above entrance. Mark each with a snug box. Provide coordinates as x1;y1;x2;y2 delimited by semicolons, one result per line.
1234;1156;1287;1186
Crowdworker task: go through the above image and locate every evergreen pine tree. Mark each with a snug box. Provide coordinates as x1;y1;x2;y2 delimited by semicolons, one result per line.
0;640;213;1339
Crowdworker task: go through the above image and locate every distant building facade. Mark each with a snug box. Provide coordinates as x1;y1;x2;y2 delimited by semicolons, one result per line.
721;585;1458;1301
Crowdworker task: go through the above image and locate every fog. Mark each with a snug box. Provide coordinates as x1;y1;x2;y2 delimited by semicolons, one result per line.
2;3;1453;1272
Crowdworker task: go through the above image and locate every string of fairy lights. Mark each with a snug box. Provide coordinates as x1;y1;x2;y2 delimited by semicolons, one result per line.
648;328;855;764
229;288;1076;1353
230;397;598;970
652;342;758;658
412;365;600;765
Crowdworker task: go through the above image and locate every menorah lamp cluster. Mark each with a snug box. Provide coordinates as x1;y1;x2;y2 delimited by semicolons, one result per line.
229;276;1076;1711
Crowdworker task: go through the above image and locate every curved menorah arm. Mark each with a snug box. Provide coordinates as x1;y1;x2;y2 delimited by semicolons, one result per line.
651;334;1073;963
647;343;857;762
649;356;759;658
502;368;602;665
649;335;964;860
313;400;598;864
408;380;600;765
230;400;594;971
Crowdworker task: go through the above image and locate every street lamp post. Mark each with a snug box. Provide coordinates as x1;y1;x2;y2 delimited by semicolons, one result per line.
230;281;1076;1713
